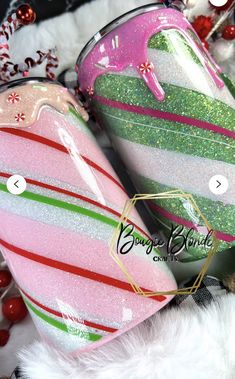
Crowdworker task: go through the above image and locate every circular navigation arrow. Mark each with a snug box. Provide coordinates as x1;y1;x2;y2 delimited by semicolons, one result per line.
209;175;229;196
7;175;27;195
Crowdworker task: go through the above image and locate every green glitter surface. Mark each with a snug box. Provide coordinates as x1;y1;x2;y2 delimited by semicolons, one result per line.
136;175;235;237
148;29;201;65
94;75;235;133
92;32;235;260
95;103;235;165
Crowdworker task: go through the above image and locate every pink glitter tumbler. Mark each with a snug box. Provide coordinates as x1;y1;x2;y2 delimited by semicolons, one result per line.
0;78;176;354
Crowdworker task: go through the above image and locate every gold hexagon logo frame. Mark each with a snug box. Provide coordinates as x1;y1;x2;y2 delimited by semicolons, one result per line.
109;190;220;297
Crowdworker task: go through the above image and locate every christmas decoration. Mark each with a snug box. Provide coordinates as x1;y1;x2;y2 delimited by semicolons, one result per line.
0;270;11;288
182;0;235;81
78;4;235;262
139;61;154;74
0;264;27;347
0;4;58;82
0;329;10;347
14;113;26;123
222;24;235;39
0;78;176;355
192;15;214;38
16;4;36;25
2;297;27;323
7;93;21;104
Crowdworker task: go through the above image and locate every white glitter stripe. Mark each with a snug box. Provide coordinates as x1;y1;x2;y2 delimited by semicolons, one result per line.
26;298;108;337
0;164;123;222
22;288;123;331
113;49;235;110
111;136;235;206
0;188;163;266
0;190;113;241
29;311;94;353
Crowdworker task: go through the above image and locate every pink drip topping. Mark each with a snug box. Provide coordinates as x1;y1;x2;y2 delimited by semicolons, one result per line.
0;82;88;128
78;8;224;101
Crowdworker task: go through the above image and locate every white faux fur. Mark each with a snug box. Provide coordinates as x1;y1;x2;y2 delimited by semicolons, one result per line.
19;294;235;379
8;0;235;82
9;0;156;79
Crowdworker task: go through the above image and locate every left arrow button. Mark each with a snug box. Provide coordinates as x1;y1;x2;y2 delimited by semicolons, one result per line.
7;175;27;195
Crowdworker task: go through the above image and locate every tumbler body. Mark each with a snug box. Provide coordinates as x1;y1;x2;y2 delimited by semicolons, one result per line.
77;5;235;262
0;78;176;354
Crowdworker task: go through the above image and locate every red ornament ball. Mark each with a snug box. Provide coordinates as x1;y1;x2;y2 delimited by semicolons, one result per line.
192;15;214;39
209;0;234;12
0;329;10;347
16;4;36;25
2;296;28;323
0;270;12;288
222;25;235;40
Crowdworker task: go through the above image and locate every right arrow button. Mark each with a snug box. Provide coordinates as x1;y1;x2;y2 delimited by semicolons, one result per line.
209;175;229;195
216;180;221;189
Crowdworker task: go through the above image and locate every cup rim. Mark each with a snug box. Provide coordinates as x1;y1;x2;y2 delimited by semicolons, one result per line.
76;2;169;68
0;77;57;94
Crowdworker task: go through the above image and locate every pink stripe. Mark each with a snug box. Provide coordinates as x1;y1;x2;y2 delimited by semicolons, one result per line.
150;202;235;243
35;109;117;179
95;95;235;140
0;131;128;214
0;209;152;286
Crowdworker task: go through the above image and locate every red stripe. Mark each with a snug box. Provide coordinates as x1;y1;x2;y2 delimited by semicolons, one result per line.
150;202;235;243
0;172;150;241
20;288;117;333
0;239;166;302
95;95;235;140
0;128;126;193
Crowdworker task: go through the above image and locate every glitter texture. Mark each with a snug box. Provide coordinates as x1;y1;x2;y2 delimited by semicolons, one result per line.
78;7;235;261
0;79;176;355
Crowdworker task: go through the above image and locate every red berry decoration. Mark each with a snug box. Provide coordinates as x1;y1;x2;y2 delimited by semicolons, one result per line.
0;270;12;288
16;4;36;25
222;25;235;40
2;296;28;323
0;329;10;347
192;15;214;39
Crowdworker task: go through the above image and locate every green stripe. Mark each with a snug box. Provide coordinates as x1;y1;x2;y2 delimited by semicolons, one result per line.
148;29;201;65
95;103;235;165
136;175;235;237
23;296;102;341
94;74;235;132
0;182;159;255
0;182;117;227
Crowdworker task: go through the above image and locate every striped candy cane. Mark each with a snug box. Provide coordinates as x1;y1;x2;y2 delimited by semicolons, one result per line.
0;5;58;82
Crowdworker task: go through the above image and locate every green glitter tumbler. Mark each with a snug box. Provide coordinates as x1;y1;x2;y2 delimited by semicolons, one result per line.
77;4;235;262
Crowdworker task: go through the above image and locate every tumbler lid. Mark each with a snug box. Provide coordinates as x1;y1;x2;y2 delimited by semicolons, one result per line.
77;2;179;68
0;77;56;94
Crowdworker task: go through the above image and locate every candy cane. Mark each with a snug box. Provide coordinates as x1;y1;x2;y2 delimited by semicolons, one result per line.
0;4;59;82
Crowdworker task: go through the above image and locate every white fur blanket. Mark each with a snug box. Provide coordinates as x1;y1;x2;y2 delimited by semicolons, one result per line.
9;0;235;80
19;294;235;379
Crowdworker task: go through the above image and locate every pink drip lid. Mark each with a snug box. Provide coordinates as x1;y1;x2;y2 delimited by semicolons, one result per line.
76;2;184;67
